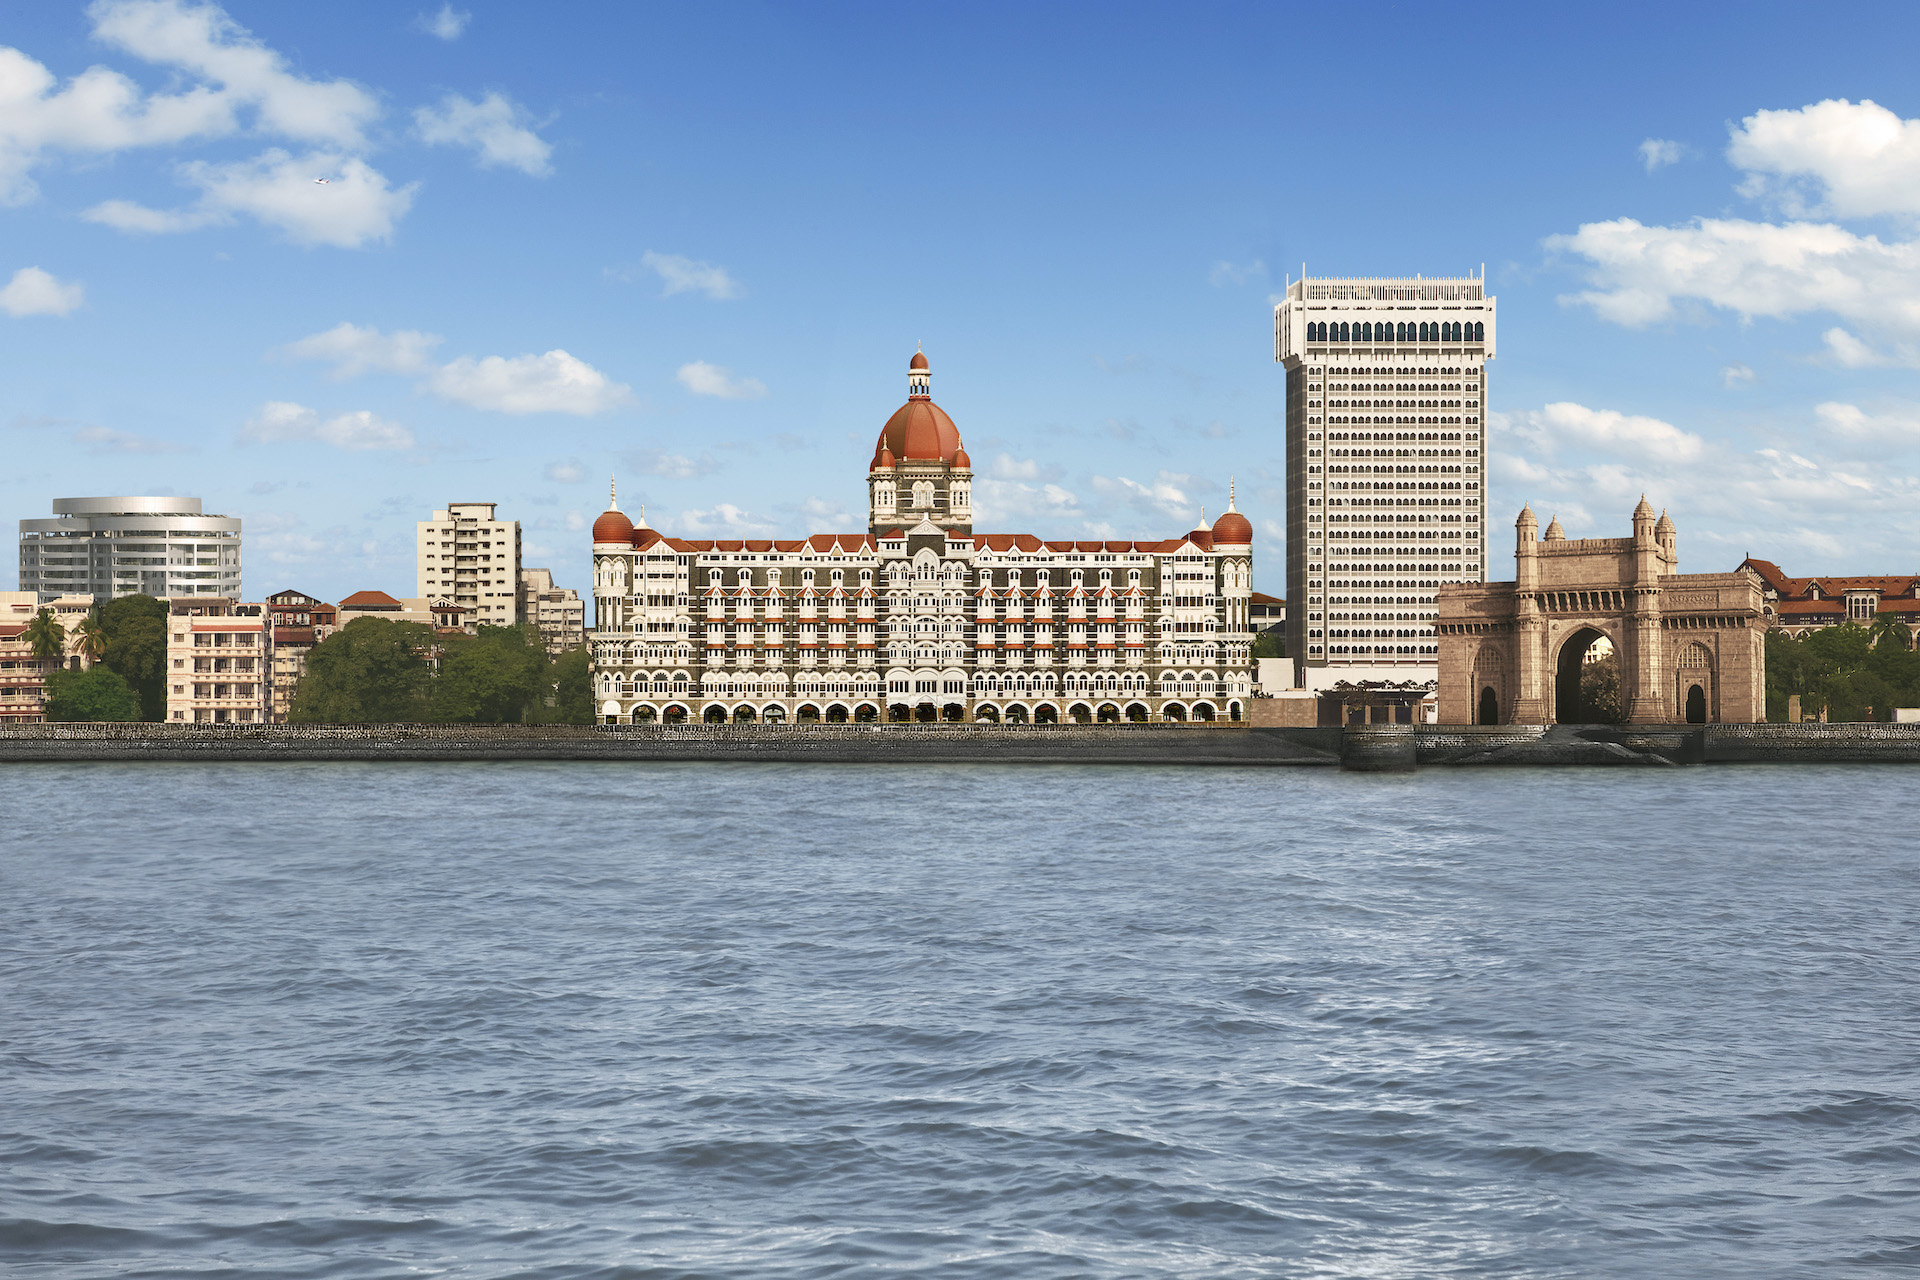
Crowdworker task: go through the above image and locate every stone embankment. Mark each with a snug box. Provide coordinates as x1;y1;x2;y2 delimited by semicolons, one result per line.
0;722;1913;768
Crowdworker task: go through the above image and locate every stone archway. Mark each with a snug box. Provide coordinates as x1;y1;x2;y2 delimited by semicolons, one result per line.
1554;626;1622;725
1439;504;1765;724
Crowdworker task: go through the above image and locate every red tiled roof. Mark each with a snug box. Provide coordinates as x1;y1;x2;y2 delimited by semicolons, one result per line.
339;590;403;608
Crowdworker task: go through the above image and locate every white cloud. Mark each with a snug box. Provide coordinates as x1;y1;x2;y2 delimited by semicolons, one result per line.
799;496;854;528
1;266;84;316
1720;361;1756;388
1814;401;1920;446
76;424;186;453
1727;98;1920;219
240;400;413;450
636;251;741;299
990;453;1042;481
85;149;415;247
1820;326;1889;368
276;323;631;415
413;92;550;176
676;360;766;399
1208;259;1265;287
1639;138;1685;172
432;350;632;415
677;503;777;537
1501;401;1705;464
972;477;1081;526
625;448;715;479
544;458;584;483
274;321;440;376
416;4;470;40
1090;471;1198;524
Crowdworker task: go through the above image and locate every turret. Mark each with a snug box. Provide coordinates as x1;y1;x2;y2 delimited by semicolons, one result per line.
1544;515;1565;542
1515;504;1539;594
1655;509;1677;565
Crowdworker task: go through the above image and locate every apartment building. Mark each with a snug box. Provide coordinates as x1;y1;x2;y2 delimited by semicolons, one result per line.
266;589;338;723
418;503;522;626
165;598;272;723
519;567;586;656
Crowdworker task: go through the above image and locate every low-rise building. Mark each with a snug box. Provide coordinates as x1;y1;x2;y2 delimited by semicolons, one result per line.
519;567;585;656
337;590;436;629
165;598;273;723
431;599;476;635
1250;591;1286;637
0;592;105;721
266;589;338;722
1741;558;1920;641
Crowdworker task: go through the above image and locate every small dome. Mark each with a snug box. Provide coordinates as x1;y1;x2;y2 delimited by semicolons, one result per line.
1517;503;1537;528
1544;516;1565;541
909;349;929;371
875;446;896;469
593;507;633;544
1633;493;1657;520
952;447;971;469
1656;509;1676;535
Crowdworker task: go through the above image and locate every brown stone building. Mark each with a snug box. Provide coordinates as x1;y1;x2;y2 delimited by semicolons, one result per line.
1436;500;1765;724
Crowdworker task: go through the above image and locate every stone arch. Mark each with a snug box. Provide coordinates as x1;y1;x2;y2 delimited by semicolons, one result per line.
1553;624;1622;725
1478;686;1499;725
1124;701;1150;723
662;703;689;724
1674;640;1714;724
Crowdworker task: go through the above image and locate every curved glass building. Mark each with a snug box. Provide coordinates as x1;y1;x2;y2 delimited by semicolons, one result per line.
18;496;242;603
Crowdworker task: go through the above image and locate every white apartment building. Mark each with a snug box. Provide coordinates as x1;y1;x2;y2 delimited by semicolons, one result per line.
519;567;586;656
19;496;242;603
418;503;522;625
1273;272;1495;690
165;598;273;723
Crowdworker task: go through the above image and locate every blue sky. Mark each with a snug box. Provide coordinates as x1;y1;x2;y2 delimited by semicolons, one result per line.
6;0;1920;602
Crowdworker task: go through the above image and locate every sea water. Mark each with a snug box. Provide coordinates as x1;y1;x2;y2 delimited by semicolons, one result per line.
2;762;1916;1278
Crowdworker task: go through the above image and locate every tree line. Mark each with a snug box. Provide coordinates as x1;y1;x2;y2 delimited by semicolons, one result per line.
1766;618;1920;722
24;595;591;724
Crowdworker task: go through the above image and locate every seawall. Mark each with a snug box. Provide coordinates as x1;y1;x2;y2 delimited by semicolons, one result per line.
0;722;1914;767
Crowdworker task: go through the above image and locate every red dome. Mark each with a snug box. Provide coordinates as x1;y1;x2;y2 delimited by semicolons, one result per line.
873;398;964;465
592;508;634;544
952;447;971;469
875;445;896;469
1212;511;1252;545
909;350;929;370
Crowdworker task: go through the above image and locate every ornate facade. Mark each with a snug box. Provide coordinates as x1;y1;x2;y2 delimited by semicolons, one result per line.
589;352;1254;725
1436;501;1765;725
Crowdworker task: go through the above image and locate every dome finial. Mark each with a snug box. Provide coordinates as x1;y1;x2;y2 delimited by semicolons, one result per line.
609;475;618;510
1227;477;1238;512
636;502;648;530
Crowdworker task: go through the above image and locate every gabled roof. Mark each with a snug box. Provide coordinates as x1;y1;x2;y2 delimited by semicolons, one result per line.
339;590;403;609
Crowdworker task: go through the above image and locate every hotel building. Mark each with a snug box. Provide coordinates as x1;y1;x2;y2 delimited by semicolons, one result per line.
588;351;1254;725
18;496;242;603
1272;273;1495;690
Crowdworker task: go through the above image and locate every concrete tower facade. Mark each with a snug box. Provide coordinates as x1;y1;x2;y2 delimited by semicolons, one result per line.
1273;272;1495;691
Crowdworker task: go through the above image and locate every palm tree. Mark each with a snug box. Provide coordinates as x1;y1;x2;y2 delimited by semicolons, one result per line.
23;607;66;661
74;612;109;666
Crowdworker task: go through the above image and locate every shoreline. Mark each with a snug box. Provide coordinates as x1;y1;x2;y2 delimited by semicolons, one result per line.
0;722;1917;767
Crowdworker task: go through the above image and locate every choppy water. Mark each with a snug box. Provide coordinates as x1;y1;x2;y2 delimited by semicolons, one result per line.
2;762;1917;1278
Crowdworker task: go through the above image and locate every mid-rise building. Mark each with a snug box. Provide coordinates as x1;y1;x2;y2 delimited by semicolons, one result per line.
165;598;272;723
520;567;585;656
588;350;1254;725
418;503;522;625
19;496;242;603
1741;558;1920;642
266;589;338;722
1273;273;1494;690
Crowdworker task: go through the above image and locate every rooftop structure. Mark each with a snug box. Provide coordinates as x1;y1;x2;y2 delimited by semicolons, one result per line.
19;496;242;603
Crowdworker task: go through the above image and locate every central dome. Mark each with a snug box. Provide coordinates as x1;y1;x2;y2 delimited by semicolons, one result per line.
872;349;966;467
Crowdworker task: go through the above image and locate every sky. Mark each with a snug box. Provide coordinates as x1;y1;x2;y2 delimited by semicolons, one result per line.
6;0;1920;603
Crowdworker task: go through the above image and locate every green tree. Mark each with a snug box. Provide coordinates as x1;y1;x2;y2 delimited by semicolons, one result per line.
290;617;435;722
23;607;65;660
1576;652;1625;723
73;612;109;665
97;594;170;721
44;666;142;721
433;624;548;723
533;644;594;724
1251;631;1288;659
1765;620;1920;722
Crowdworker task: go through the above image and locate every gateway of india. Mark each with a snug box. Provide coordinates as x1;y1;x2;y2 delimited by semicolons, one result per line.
1437;500;1765;724
588;351;1254;725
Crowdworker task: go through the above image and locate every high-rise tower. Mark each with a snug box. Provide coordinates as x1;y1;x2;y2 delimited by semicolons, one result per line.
1273;272;1495;690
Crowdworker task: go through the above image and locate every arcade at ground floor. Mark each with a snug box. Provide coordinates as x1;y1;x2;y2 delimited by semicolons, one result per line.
596;697;1246;725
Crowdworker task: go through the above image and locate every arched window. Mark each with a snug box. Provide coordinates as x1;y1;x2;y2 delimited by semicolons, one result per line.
1336;321;1347;342
1473;321;1484;342
1395;321;1406;342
